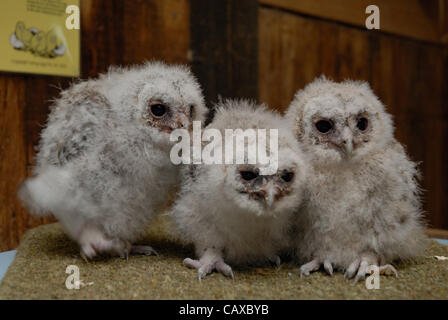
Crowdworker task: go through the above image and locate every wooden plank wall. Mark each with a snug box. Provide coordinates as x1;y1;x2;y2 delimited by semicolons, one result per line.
258;1;448;230
260;0;448;44
190;0;258;124
0;0;190;251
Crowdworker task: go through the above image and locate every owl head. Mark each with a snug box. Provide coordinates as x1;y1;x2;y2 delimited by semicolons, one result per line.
285;77;394;164
105;61;207;146
205;100;308;217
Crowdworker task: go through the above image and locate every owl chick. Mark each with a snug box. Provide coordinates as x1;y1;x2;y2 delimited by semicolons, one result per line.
19;61;207;260
285;77;428;282
170;100;308;279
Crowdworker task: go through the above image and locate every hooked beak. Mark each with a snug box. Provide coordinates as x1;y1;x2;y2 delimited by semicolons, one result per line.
263;182;279;208
243;180;283;209
343;138;353;155
340;128;354;156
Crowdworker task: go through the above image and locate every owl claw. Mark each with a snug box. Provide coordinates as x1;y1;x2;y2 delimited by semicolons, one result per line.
198;265;213;281
198;269;206;281
379;264;398;277
130;245;158;256
80;243;96;262
323;260;333;276
183;251;233;280
353;260;369;283
215;260;234;279
79;228;132;260
299;256;399;281
299;259;320;277
120;250;129;261
80;250;90;263
183;257;201;269
344;258;360;279
347;257;398;283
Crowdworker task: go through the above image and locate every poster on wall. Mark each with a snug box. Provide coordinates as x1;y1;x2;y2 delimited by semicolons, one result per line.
0;0;80;77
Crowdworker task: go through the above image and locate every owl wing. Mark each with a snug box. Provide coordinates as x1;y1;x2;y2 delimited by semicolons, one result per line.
35;82;113;168
386;139;421;199
372;139;427;260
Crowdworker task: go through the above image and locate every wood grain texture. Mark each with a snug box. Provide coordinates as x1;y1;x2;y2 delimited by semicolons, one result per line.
260;0;447;44
0;0;190;251
80;0;125;76
427;228;448;240
0;76;27;251
190;0;258;123
123;0;190;65
259;6;448;229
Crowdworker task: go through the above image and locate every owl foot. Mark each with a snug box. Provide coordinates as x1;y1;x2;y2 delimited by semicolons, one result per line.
344;258;361;279
379;264;398;277
183;248;234;280
119;245;158;260
344;257;398;283
79;228;130;260
183;258;234;280
299;259;320;277
353;259;370;283
299;259;333;276
130;245;159;257
80;248;91;263
323;260;334;275
80;240;130;261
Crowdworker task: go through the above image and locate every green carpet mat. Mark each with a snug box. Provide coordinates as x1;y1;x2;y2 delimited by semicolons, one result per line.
1;217;447;299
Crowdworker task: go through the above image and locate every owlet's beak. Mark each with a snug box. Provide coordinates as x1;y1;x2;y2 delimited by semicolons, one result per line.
245;179;283;208
262;180;280;208
340;127;354;156
265;187;276;208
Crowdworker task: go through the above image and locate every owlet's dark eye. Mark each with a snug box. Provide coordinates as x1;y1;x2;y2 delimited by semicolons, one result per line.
240;171;258;181
315;120;333;133
150;103;167;118
281;172;294;182
357;117;368;131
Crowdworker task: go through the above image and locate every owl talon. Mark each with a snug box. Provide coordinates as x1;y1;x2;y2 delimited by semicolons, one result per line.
323;260;333;276
130;245;158;256
80;243;96;262
379;264;398;277
353;260;369;283
299;259;320;277
120;250;129;261
198;269;207;281
183;257;214;280
347;257;398;283
183;257;201;269
80;250;90;263
215;260;234;279
344;258;360;279
182;250;233;280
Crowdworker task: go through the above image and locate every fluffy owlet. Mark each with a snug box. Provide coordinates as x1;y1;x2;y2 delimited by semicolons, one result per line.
170;100;308;279
285;77;428;282
19;62;207;260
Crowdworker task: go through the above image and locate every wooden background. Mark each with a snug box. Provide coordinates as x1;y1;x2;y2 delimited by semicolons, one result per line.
1;0;447;251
